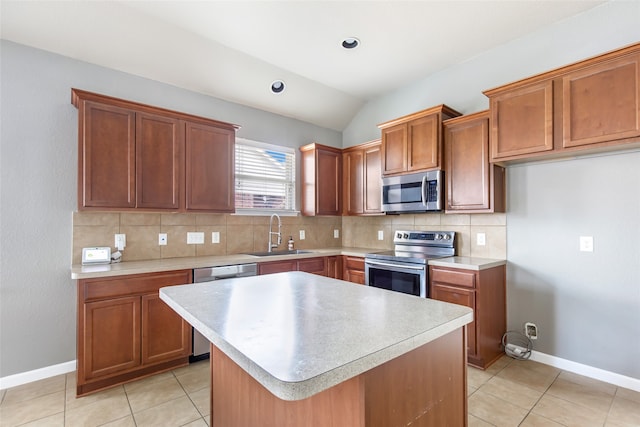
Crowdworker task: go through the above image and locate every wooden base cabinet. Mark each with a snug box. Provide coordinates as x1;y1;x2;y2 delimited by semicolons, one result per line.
343;256;365;285
77;270;192;396
430;265;506;369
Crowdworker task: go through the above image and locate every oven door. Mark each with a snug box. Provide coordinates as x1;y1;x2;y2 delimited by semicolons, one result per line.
364;258;427;297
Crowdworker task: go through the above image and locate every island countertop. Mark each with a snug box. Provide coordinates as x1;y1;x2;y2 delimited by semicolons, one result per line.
160;271;473;401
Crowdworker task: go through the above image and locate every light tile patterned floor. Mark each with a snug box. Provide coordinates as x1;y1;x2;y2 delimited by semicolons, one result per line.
1;356;639;426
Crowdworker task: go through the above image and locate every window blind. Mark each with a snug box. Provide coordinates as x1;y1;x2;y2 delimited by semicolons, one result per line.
235;138;296;212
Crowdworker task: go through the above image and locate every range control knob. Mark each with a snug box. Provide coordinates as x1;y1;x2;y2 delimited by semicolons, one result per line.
435;233;442;240
396;233;402;239
403;233;409;239
443;234;451;240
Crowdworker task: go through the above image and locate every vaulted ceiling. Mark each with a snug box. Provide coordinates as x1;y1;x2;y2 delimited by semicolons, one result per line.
1;1;605;130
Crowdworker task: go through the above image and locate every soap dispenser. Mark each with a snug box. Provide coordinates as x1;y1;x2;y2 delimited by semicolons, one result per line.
288;236;294;250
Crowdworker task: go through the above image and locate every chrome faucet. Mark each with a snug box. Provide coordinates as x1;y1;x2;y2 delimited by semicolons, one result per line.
268;214;282;252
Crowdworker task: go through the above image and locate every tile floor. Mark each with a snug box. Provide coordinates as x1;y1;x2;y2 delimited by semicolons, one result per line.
1;356;639;426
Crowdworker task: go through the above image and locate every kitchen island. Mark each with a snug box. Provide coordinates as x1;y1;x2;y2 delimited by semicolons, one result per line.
160;271;473;426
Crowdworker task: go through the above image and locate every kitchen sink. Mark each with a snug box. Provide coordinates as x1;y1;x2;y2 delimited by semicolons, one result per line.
244;249;313;257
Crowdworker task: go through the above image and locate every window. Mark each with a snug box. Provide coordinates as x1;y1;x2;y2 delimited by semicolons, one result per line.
235;138;296;213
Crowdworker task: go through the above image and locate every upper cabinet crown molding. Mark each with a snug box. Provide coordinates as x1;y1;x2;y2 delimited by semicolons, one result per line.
73;89;238;213
484;42;640;163
378;104;462;176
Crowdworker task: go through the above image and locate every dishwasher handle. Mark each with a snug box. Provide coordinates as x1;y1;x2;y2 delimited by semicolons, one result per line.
193;263;258;283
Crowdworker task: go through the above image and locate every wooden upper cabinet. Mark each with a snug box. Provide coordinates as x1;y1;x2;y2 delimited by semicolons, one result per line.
72;89;239;212
379;105;461;176
444;111;505;213
185;122;235;212
136;112;183;210
485;43;640;163
342;140;382;216
562;52;640;148
300;143;342;216
80;101;136;208
488;80;554;161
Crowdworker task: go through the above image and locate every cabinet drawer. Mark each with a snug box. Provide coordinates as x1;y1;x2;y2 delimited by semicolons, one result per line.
258;260;297;275
430;268;476;288
344;256;364;271
82;270;192;302
298;257;327;276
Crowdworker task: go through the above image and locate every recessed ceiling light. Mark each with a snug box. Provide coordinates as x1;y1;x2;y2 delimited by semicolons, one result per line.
271;80;286;94
341;37;360;49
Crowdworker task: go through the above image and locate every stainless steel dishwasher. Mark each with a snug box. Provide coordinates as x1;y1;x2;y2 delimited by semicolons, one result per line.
191;263;258;361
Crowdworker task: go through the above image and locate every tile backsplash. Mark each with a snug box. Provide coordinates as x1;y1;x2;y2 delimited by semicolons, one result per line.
72;212;506;264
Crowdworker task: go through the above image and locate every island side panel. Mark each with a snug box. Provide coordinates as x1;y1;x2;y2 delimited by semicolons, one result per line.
364;327;467;426
209;326;466;427
210;345;366;427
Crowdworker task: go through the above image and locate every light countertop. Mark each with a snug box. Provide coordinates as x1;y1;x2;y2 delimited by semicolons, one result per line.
71;248;505;279
429;256;506;270
160;271;473;401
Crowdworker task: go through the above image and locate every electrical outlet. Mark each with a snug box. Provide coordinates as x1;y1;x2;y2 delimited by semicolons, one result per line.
334;229;340;239
477;232;486;246
158;233;167;246
187;232;204;244
212;231;220;244
114;234;126;250
579;236;593;252
377;230;384;241
525;322;538;340
299;230;306;240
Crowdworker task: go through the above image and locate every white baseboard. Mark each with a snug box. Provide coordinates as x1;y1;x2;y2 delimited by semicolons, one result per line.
1;353;638;393
0;360;76;390
530;350;640;392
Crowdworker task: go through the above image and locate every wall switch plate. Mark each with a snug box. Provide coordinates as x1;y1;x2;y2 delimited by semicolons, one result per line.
187;232;205;244
114;234;126;250
334;229;340;239
212;231;220;244
158;233;167;246
299;230;306;240
377;230;384;241
579;236;594;252
477;232;486;246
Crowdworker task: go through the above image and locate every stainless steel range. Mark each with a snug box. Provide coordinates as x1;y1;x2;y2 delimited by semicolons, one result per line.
364;230;456;297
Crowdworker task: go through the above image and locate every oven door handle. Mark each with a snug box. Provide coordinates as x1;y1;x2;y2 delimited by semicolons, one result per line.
365;260;425;271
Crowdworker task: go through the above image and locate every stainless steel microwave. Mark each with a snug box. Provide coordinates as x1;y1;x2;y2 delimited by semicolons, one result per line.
381;170;443;213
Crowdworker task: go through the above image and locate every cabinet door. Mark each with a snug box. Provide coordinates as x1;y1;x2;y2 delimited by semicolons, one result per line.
327;256;343;280
408;114;440;171
82;296;141;380
80;101;136;208
136;112;183;209
185;122;235;212
381;124;407;175
316;148;342;215
490;80;554;161
430;284;477;357
363;142;382;214
562;53;640;148
445;114;492;212
141;294;191;365
343;149;364;215
298;257;327;276
259;260;297;275
343;256;365;285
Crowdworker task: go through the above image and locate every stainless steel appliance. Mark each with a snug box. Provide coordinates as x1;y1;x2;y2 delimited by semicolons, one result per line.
365;231;455;297
381;170;443;213
191;263;258;360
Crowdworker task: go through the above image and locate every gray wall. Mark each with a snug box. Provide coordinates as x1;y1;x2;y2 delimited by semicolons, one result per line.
341;0;640;379
0;40;340;377
507;151;640;378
